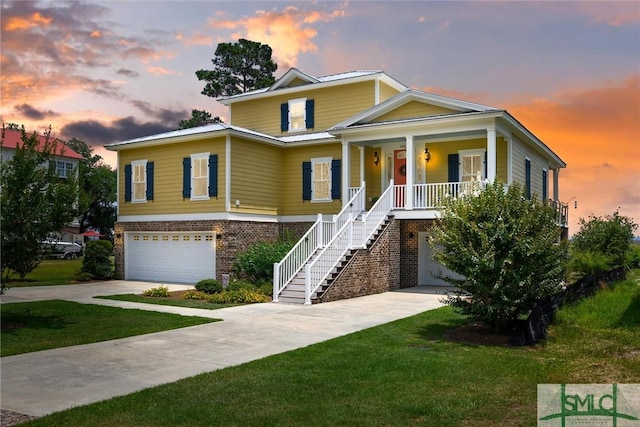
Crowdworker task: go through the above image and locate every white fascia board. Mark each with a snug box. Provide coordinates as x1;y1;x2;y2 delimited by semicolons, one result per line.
269;68;320;90
217;72;399;106
501;112;566;169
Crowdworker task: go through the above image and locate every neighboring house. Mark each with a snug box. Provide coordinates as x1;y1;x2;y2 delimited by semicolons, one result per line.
1;128;84;241
106;68;568;303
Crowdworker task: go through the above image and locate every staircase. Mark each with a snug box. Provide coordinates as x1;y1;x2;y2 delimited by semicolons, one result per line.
273;180;395;305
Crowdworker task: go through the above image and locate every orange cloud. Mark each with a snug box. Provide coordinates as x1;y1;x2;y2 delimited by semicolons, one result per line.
4;12;52;31
207;5;346;68
176;32;213;46
90;30;102;38
146;66;181;76
506;74;640;234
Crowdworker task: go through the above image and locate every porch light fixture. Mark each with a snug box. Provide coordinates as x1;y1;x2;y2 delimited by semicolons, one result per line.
424;148;431;163
373;151;380;166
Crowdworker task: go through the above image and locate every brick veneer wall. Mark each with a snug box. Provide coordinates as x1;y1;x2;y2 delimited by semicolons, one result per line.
318;218;401;302
114;220;312;280
399;219;436;287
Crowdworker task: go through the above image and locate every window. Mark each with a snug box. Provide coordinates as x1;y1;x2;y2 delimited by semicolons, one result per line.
132;160;147;202
302;158;340;202
460;150;485;182
57;161;74;178
191;153;209;199
182;153;218;200
312;157;331;201
281;99;314;132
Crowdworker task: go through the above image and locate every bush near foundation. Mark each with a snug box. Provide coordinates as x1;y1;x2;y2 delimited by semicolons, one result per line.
195;279;223;294
80;240;113;279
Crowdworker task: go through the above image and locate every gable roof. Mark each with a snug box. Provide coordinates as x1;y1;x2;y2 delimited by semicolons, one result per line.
217;68;407;105
1;129;83;160
331;89;497;130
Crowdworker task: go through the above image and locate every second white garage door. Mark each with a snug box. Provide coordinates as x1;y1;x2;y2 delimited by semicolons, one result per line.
125;232;216;284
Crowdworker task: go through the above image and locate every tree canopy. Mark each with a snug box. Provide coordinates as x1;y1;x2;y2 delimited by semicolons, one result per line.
178;109;221;130
195;38;277;98
430;181;567;331
1;125;79;285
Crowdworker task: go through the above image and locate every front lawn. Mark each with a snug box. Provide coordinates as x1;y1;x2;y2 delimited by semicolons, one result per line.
0;300;218;356
3;259;84;288
22;272;640;426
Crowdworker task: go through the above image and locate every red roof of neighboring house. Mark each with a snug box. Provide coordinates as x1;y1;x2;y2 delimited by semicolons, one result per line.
1;129;84;160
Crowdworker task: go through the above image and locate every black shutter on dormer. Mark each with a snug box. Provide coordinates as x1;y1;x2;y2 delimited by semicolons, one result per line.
146;161;154;201
280;103;288;132
124;164;132;202
182;157;191;199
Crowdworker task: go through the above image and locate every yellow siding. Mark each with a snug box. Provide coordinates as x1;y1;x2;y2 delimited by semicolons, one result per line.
280;143;343;215
350;145;360;187
423;139;507;183
286;77;312;87
372;101;457;123
229;137;281;215
378;81;401;103
230;81;376;135
365;146;382;205
119;138;226;216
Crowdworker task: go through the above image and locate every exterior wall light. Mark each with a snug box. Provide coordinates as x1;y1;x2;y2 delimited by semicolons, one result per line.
424;148;431;163
373;151;380;166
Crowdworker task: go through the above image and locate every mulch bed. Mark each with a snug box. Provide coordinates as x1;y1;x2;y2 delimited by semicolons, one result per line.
443;321;512;346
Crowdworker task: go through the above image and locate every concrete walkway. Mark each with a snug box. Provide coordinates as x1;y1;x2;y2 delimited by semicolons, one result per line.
0;281;448;417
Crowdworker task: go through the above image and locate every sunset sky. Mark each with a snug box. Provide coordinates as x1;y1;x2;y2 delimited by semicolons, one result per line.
1;1;638;235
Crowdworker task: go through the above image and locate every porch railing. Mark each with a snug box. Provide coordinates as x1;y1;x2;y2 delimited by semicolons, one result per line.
394;181;488;209
549;200;569;227
355;179;395;248
273;182;365;302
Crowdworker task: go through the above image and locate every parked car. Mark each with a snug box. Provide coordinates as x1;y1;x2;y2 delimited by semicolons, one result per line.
42;241;84;260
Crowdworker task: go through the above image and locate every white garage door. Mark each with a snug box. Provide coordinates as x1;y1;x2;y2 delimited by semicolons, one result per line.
418;231;464;286
125;232;216;284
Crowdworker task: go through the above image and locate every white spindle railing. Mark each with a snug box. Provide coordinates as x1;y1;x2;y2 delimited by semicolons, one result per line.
357;179;395;248
409;181;488;209
304;214;354;305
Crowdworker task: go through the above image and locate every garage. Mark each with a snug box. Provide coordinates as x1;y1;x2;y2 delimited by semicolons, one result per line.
125;232;216;284
417;231;464;286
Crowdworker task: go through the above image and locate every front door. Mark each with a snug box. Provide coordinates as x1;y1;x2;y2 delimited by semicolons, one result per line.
393;150;406;207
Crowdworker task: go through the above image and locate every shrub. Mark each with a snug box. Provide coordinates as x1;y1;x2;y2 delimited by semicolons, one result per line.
625;245;640;269
258;282;273;297
195;278;222;294
571;210;638;268
431;181;568;332
233;240;294;284
227;280;256;291
73;271;93;282
569;250;612;278
181;290;207;300
80;240;113;279
206;288;269;304
142;285;169;297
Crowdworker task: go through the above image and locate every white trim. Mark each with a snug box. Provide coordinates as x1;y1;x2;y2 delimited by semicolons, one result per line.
288;98;307;132
190;152;210;200
458;149;486;182
311;157;332;202
131;159;147;203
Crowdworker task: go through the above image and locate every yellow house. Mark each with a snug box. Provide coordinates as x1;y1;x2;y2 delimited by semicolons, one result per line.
106;68;567;303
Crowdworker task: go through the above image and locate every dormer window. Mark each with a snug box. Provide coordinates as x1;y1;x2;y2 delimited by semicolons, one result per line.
280;99;315;133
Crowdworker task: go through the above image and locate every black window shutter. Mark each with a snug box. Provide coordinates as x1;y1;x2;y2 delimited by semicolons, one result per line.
542;170;548;200
182;157;191;198
448;154;459;182
525;159;532;199
124;164;132;202
331;159;341;200
280;103;288;132
305;99;314;129
208;154;218;197
484;151;488;179
302;161;312;200
146;162;154;200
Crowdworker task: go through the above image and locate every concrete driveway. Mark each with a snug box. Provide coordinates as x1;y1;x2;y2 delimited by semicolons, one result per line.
0;281;448;418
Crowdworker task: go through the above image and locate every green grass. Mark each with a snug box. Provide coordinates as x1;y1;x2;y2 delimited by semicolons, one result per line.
98;293;242;310
22;272;640;426
0;300;218;356
4;259;84;287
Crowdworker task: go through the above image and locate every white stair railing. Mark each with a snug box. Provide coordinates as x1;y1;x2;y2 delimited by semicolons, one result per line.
273;182;366;302
357;179;394;248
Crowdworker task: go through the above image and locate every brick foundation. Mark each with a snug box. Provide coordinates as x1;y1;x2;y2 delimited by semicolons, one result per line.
318;219;401;302
113;220;311;280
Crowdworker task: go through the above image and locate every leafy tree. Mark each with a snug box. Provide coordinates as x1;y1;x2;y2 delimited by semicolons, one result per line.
430;181;567;332
65;138;117;240
80;240;113;279
196;38;277;98
178;109;222;129
571;210;637;268
1;125;78;286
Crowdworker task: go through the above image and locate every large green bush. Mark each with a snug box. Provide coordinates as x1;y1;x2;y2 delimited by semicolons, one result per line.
80;240;113;279
431;180;568;332
571;210;638;268
195;278;223;294
233;240;294;284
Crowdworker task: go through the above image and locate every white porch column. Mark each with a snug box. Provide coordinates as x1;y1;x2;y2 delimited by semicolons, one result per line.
342;140;350;208
405;135;415;210
359;146;365;184
486;128;497;182
553;168;560;201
